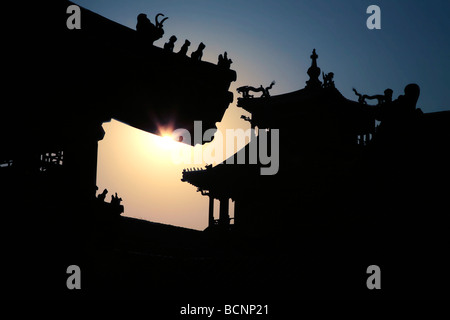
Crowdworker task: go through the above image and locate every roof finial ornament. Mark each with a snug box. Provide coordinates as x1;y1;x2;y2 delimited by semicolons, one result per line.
311;48;318;65
136;13;168;44
236;81;275;99
322;72;334;88
306;48;322;89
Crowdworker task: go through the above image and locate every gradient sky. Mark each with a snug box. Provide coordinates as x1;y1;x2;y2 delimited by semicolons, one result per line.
73;0;449;230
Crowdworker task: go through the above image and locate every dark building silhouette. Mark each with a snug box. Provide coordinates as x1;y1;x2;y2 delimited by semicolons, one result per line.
183;49;378;232
0;1;236;298
183;50;450;236
181;49;450;299
1;0;236;211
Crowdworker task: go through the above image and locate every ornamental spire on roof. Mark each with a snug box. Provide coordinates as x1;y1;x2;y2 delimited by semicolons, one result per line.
306;48;322;89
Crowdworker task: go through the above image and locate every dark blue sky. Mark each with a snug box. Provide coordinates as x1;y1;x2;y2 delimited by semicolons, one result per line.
73;0;449;113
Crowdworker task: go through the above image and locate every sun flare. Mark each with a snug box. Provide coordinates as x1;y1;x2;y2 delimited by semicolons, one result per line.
155;122;178;148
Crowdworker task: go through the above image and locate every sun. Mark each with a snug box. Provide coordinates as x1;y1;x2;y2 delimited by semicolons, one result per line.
155;132;180;150
162;133;175;143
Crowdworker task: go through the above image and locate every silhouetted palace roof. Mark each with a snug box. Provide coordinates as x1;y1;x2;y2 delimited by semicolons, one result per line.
181;54;379;199
235;48;374;134
181;89;372;199
237;86;375;135
181;150;261;200
181;48;450;212
1;1;236;151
